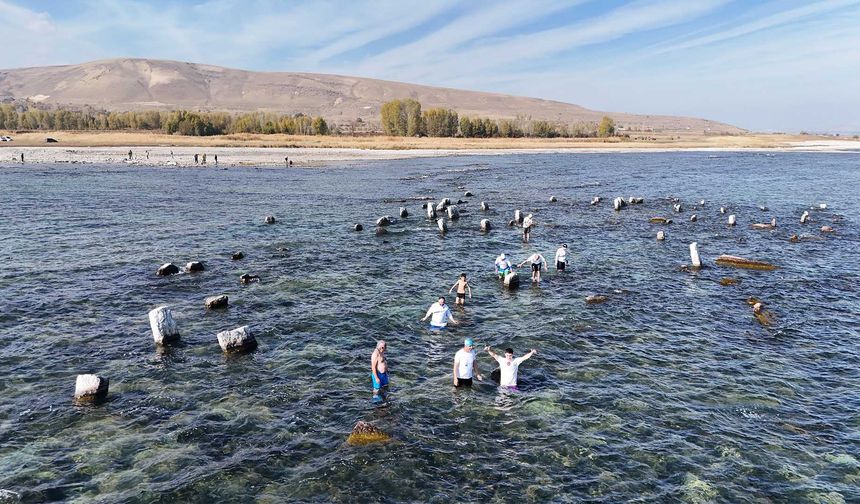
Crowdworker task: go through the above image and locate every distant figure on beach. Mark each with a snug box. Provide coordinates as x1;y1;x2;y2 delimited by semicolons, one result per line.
449;273;472;306
194;154;199;165
485;346;536;388
494;253;513;279
518;252;547;283
371;340;389;402
555;244;568;272
453;338;482;387
20;153;24;164
522;213;535;242
421;296;457;328
128;150;133;160
285;156;289;167
202;153;207;165
214;154;218;165
146;150;150;160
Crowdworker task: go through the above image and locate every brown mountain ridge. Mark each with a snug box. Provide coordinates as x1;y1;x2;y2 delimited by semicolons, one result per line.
0;58;743;134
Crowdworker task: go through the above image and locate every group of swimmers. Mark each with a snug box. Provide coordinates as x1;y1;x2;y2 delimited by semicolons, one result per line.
369;242;569;401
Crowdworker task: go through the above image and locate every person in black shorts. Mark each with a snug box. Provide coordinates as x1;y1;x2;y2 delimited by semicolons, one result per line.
449;273;472;306
555;244;568;272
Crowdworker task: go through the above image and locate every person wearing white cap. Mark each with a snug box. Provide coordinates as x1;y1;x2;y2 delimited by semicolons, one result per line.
555;244;569;272
518;252;548;283
522;213;535;242
453;338;483;387
494;253;513;279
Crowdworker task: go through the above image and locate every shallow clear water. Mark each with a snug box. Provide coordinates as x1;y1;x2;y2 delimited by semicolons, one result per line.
0;152;858;503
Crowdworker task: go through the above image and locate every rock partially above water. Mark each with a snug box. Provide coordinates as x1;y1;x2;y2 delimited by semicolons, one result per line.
480;219;491;233
719;277;739;286
549;195;557;202
376;216;391;227
480;201;489;211
264;215;276;224
503;271;519;289
464;191;473;197
353;223;363;231
347;421;391;445
74;374;109;404
447;205;460;220
399;207;408;218
231;251;245;260
156;263;179;276
205;295;229;310
240;273;260;284
149;305;179;345
216;325;257;353
186;261;205;272
715;255;777;271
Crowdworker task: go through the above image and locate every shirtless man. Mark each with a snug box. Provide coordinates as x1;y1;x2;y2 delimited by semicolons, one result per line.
448;273;472;306
371;340;389;400
518;252;548;283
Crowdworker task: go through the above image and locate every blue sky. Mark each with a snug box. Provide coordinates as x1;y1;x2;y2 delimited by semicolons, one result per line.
2;0;859;132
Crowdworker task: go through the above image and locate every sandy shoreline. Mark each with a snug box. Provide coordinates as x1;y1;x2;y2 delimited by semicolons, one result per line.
1;140;858;168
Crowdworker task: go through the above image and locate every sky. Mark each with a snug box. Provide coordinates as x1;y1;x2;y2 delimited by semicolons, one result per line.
2;0;859;133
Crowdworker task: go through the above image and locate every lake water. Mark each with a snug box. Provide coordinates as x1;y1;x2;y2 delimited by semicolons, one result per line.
0;152;858;503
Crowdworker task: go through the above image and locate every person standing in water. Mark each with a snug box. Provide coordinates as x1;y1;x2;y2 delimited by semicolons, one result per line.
194;153;199;165
453;338;482;387
485;346;537;389
518;252;548;283
522;213;535;242
555;244;569;272
449;273;472;306
421;296;457;328
371;340;389;401
494;253;513;279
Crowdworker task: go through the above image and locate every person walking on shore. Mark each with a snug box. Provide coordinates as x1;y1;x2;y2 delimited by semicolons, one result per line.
522;213;535;242
202;153;207;165
128;150;133;160
453;338;482;387
421;296;457;328
449;273;472;306
371;340;389;402
485;346;536;388
555;244;569;272
518;252;548;283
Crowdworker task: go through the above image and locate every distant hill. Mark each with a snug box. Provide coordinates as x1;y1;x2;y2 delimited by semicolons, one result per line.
0;58;744;134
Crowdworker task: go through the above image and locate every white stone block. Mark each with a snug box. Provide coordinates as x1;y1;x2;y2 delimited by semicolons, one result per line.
149;306;179;344
216;325;257;353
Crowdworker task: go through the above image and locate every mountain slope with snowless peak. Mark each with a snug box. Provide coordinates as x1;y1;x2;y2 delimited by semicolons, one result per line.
0;58;744;134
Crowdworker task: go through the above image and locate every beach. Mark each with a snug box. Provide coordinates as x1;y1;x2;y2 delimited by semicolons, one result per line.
1;131;858;167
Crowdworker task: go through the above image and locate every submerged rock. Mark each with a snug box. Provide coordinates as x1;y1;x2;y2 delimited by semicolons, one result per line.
149;305;179;345
649;217;672;224
347;421;391;445
753;302;775;327
204;295;229;310
715;255;777;271
156;263;180;276
375;226;388;236
585;294;608;304
74;374;109;404
821;225;835;233
216;325;257;353
719;277;739;286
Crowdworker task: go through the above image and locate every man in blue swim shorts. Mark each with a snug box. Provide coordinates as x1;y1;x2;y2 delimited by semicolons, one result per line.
371;340;389;400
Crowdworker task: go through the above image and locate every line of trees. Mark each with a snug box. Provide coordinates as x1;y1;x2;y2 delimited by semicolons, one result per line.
379;99;618;138
0;103;330;136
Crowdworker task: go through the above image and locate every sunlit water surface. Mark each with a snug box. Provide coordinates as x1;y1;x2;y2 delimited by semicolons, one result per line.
0;152;858;503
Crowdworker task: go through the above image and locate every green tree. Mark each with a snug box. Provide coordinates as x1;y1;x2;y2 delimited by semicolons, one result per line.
312;116;328;135
598;116;616;137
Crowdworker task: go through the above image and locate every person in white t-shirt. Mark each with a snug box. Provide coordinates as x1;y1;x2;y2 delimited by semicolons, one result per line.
555;244;569;272
421;296;457;328
453;338;483;387
485;346;537;388
521;213;535;242
518;252;547;283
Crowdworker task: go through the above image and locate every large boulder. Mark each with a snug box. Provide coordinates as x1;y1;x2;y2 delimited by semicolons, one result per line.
74;374;109;404
186;261;205;272
156;263;179;276
585;295;608;304
376;216;391;227
464;191;473;197
399;207;408;218
347;421;391;445
590;197;601;206
426;204;437;219
480;201;489;211
549;195;557;202
503;271;519;289
240;273;261;284
480;219;491;233
514;209;524;224
437;218;448;234
216;325;257;353
148;305;179;345
446;205;460;220
264;215;276;224
353;223;363;231
231;251;245;260
205;295;229;310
